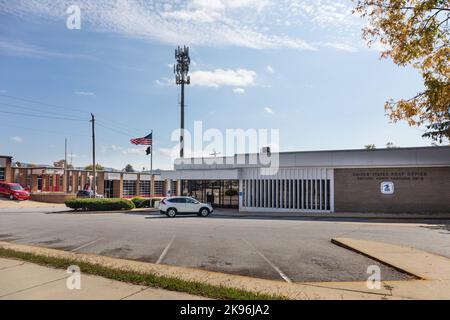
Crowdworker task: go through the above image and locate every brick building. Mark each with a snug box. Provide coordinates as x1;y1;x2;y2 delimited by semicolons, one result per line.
162;146;450;214
2;146;450;213
2;159;173;203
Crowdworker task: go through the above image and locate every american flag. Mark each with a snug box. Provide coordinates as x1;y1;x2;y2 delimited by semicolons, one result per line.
130;132;152;145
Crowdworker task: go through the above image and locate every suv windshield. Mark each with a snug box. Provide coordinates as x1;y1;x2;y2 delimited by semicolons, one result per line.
10;185;24;191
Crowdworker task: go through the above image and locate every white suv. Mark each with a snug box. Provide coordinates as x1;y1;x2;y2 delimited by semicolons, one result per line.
158;196;213;218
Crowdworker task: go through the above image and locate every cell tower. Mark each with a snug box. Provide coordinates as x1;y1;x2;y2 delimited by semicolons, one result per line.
174;46;191;158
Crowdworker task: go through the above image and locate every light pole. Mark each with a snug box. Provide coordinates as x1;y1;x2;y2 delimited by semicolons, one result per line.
174;46;191;158
90;113;96;195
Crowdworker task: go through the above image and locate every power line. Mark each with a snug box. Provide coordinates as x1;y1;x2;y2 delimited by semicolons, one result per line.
97;119;139;136
0;93;89;115
0;101;88;120
0;109;87;121
0;93;143;135
1;123;90;137
96;122;134;137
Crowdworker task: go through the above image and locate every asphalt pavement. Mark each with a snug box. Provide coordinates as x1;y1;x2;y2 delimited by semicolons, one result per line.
0;205;449;282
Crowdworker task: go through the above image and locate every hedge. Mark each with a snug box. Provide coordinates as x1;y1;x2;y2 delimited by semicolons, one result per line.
65;198;135;211
131;197;163;208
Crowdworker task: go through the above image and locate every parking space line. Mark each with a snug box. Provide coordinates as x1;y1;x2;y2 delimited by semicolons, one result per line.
243;238;292;283
156;235;176;264
70;239;102;252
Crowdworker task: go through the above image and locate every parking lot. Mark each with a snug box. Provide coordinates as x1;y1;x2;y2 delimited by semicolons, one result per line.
0;205;449;282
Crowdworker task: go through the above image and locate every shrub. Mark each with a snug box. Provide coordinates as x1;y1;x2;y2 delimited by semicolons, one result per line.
131;197;146;208
130;197;163;208
65;198;135;211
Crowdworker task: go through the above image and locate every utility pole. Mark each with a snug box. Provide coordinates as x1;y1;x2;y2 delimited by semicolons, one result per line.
90;113;96;195
174;46;191;158
150;130;153;198
64;138;67;193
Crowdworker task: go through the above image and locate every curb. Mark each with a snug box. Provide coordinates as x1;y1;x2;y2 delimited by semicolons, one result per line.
0;241;393;300
214;213;450;220
331;238;421;279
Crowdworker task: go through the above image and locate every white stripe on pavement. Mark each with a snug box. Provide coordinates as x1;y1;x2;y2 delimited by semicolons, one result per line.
156;235;176;264
243;238;292;283
70;239;102;252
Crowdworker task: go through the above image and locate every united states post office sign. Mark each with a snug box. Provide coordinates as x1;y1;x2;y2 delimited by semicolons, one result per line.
381;181;394;195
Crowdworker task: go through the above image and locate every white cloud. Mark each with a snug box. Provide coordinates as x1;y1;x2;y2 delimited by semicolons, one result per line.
101;144;146;155
266;65;275;74
155;77;174;86
264;107;274;114
233;88;245;94
0;1;370;52
319;42;359;52
0;39;95;60
11;136;24;143
75;91;95;96
191;68;256;88
0;0;317;51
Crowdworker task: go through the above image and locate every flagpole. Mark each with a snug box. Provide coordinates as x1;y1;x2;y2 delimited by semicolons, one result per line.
150;129;153;199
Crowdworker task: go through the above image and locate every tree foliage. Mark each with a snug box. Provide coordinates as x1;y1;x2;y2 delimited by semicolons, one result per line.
124;164;135;172
84;164;104;171
354;0;450;142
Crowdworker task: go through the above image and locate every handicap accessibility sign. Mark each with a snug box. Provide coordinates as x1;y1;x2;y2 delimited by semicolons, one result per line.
381;181;394;195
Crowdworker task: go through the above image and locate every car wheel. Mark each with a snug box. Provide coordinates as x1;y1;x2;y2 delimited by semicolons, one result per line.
166;208;177;218
198;208;210;217
9;194;15;200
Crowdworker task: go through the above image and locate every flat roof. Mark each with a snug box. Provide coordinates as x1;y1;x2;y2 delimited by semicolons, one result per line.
174;146;450;170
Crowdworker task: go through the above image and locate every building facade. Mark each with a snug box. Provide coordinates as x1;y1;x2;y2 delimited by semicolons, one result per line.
3;146;450;213
0;156;13;183
162;146;450;214
5;164;171;202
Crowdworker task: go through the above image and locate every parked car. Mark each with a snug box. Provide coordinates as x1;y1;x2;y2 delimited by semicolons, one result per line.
76;190;104;199
158;196;213;218
0;182;31;200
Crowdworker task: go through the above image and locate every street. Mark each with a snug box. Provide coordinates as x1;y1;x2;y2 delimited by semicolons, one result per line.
0;205;449;283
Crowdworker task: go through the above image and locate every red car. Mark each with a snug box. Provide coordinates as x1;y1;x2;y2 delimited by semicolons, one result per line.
0;182;31;200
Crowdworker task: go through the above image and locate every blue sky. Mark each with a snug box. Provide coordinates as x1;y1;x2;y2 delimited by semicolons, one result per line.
0;0;434;170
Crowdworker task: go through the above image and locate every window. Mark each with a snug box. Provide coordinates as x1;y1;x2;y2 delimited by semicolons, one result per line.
0;168;5;182
139;181;151;197
123;180;136;198
154;181;164;196
169;197;186;203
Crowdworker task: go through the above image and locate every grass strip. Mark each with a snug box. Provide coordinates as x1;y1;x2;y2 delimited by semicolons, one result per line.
0;247;285;300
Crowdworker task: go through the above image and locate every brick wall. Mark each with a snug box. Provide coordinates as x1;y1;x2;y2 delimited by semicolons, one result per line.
334;167;450;213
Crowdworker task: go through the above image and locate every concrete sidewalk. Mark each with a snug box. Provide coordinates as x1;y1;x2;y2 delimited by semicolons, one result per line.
211;210;450;220
0;199;65;209
0;258;205;300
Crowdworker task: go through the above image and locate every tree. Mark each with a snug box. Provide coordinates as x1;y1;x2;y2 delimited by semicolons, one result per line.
123;164;135;172
54;160;73;169
84;164;104;171
354;0;450;142
365;144;377;149
386;142;400;148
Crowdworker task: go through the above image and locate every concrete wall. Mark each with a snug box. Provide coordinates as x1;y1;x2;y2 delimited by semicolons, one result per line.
334;167;450;213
